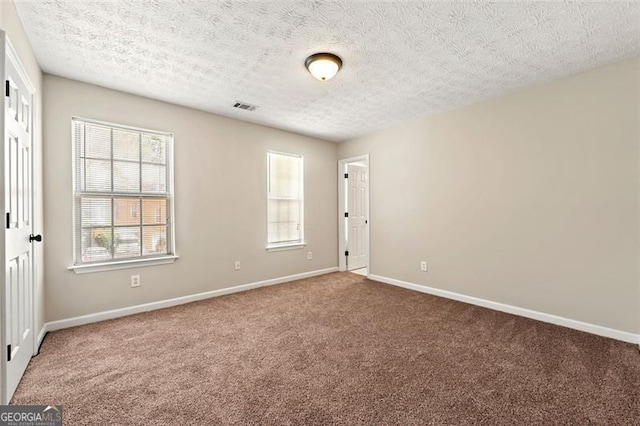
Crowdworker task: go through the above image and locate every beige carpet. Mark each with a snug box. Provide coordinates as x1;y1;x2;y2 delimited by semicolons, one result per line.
11;272;640;425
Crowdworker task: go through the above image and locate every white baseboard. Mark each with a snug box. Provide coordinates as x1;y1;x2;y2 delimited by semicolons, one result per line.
369;274;640;345
35;324;49;354
45;267;338;332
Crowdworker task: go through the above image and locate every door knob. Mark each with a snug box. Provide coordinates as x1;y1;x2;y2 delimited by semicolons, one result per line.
29;234;42;242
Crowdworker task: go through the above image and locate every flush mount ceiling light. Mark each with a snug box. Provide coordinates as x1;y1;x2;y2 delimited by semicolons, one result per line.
305;53;342;81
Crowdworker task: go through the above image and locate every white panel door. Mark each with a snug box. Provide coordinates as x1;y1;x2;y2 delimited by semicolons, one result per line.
3;36;35;402
347;164;368;271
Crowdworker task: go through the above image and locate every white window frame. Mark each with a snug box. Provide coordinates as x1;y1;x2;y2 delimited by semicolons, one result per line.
68;117;178;274
266;151;305;251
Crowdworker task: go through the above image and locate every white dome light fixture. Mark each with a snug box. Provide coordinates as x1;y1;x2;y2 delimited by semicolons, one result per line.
305;53;343;81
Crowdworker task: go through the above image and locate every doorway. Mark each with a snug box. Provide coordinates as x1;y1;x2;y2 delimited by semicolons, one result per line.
338;155;369;276
1;33;38;404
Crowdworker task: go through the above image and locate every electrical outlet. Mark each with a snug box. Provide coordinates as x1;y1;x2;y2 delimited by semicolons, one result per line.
234;260;241;271
131;275;141;287
307;251;313;260
420;261;427;272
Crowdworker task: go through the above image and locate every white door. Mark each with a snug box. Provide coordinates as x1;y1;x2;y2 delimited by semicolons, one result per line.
346;164;368;270
2;34;35;403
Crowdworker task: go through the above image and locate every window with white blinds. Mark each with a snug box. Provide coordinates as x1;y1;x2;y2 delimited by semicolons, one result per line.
72;118;175;266
267;151;304;248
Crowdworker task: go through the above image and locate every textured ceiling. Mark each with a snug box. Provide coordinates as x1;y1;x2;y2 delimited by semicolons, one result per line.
14;1;640;142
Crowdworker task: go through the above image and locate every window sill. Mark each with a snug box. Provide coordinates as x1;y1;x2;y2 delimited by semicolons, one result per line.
68;255;179;274
266;242;307;252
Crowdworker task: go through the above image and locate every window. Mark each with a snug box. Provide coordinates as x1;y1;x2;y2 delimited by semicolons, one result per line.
267;151;304;249
71;118;175;270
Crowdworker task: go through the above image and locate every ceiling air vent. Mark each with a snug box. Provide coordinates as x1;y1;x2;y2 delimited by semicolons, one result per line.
233;101;258;112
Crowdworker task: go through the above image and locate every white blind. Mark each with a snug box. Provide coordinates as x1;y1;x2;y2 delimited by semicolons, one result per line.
267;152;303;245
73;118;174;264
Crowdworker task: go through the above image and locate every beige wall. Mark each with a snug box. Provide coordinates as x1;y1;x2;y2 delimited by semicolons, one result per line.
0;1;45;337
339;58;640;334
44;75;337;321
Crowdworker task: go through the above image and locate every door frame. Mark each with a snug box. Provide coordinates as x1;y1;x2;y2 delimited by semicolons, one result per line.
338;154;370;274
0;33;37;405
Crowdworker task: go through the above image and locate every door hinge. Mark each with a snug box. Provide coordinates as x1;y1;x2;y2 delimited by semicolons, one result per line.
344;212;348;218
7;344;11;362
345;250;349;257
5;212;9;229
344;173;348;179
5;80;9;97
